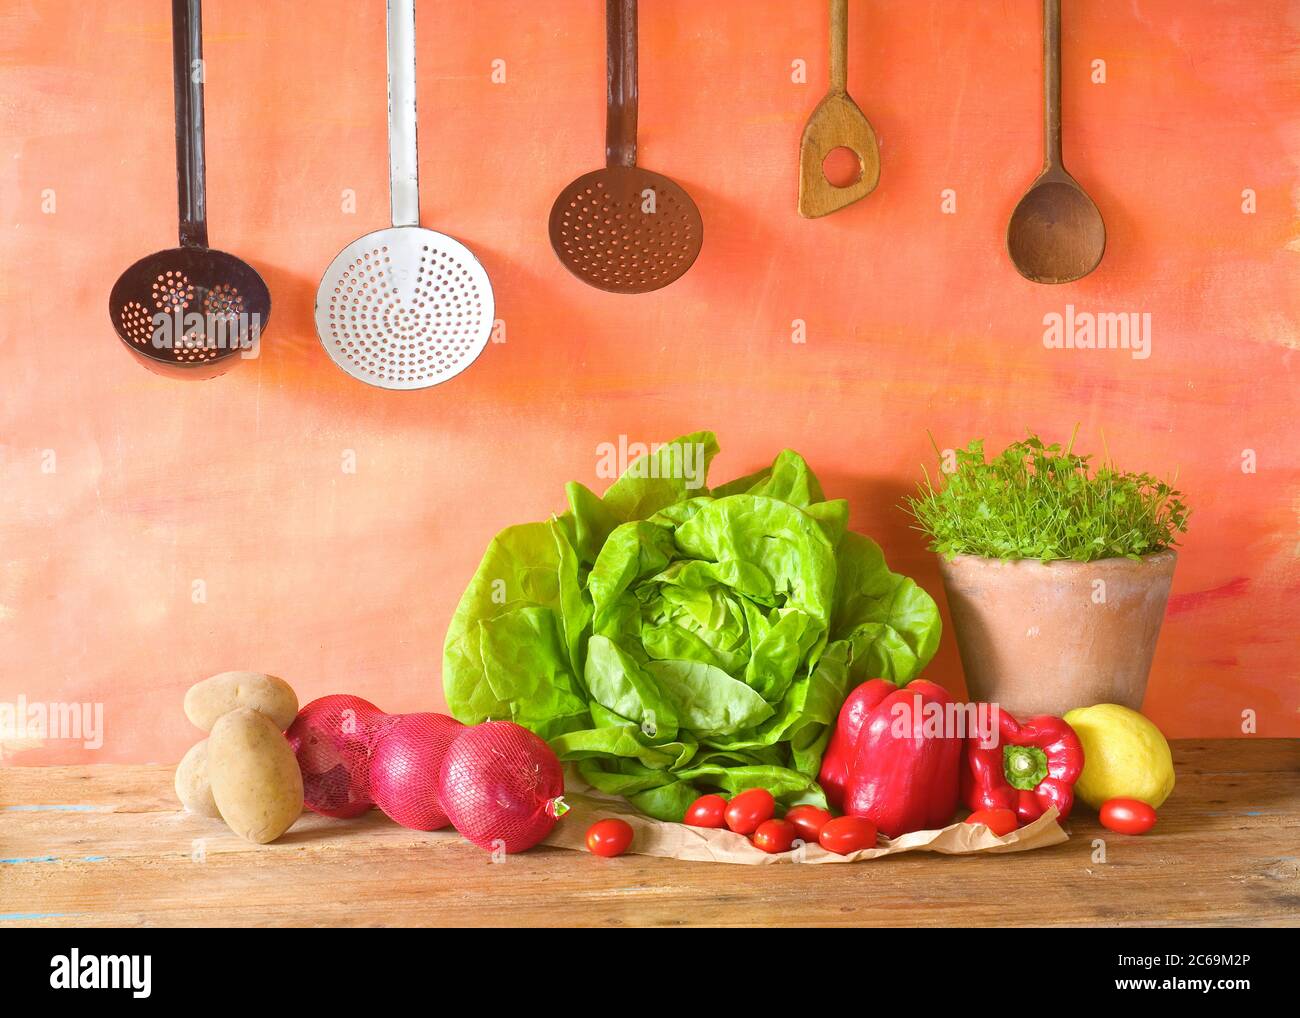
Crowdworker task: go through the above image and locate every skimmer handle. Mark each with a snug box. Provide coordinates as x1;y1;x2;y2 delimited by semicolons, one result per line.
605;0;637;168
172;0;208;248
388;0;420;227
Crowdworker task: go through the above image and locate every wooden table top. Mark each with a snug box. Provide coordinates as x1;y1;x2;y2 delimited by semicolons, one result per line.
1;739;1296;927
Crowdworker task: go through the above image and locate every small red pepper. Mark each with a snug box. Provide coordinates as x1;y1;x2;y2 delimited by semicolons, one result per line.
962;709;1085;824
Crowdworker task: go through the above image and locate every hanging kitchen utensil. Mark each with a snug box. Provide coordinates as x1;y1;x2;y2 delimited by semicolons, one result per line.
548;0;702;294
315;0;495;390
798;0;880;218
109;0;270;379
1007;0;1105;283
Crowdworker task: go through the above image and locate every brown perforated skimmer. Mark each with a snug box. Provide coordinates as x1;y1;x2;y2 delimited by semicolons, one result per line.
548;0;702;294
109;0;270;379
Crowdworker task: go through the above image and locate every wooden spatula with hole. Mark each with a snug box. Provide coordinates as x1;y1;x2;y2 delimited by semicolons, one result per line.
798;0;880;218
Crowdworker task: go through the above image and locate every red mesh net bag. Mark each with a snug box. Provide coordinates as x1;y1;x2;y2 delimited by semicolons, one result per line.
368;712;463;830
287;694;394;818
438;720;568;854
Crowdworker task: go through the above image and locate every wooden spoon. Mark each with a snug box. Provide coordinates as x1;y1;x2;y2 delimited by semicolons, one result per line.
798;0;880;218
1007;0;1105;283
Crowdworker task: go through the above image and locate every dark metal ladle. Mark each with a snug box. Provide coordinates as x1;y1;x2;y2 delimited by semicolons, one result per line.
109;0;270;378
1007;0;1106;284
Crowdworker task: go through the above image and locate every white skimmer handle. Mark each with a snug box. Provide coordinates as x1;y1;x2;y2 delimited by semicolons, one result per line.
387;0;419;227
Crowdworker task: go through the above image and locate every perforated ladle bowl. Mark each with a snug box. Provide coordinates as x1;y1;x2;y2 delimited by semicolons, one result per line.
109;0;269;380
315;226;493;390
110;247;270;379
548;0;702;294
314;0;494;390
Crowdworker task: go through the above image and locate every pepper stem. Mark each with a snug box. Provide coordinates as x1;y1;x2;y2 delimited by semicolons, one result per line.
1003;745;1048;791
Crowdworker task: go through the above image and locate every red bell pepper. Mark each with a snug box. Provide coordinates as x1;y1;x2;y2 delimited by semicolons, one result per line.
818;677;894;811
836;679;963;837
962;709;1084;824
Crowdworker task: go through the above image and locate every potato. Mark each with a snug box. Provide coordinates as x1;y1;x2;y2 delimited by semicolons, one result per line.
174;738;220;817
207;708;304;844
184;671;298;732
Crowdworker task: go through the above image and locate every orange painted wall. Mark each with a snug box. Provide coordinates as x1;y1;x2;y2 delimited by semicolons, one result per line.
1;0;1297;766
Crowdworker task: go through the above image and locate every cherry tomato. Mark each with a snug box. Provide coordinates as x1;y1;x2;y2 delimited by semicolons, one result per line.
752;819;797;854
725;788;776;834
784;805;832;843
586;818;634;857
1099;798;1157;835
964;808;1019;837
819;815;878;855
683;794;729;828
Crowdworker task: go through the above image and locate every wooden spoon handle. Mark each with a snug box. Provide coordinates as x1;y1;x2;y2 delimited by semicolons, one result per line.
605;0;638;168
829;0;848;94
1043;0;1062;169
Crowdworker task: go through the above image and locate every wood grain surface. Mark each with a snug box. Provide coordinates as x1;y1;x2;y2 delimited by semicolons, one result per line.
1;740;1296;928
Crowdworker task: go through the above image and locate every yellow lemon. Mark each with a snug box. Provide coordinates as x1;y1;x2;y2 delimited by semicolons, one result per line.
1063;703;1175;810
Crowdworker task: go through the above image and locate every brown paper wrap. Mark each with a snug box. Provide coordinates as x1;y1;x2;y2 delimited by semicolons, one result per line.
542;790;1068;864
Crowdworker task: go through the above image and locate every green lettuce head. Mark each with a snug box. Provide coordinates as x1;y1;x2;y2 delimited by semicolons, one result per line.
443;432;941;821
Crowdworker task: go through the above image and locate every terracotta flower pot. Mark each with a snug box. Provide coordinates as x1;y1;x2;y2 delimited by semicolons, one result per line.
936;550;1177;718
